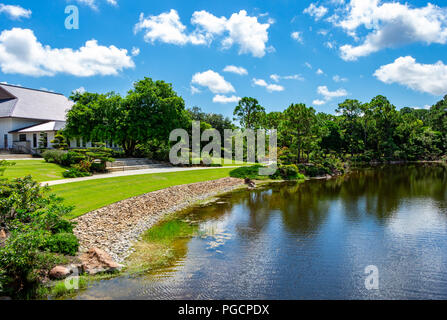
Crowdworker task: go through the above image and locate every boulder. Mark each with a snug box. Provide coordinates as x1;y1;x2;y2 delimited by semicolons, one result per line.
0;229;6;239
80;248;123;275
244;178;256;189
49;266;72;280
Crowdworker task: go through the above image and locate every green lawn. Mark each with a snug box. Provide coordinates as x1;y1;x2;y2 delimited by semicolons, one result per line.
3;160;66;182
51;168;236;220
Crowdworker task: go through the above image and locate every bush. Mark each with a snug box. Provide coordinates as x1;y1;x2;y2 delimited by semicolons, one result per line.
63;167;92;178
0;176;78;297
43;233;79;256
42;150;86;167
272;165;305;180
0;160;15;176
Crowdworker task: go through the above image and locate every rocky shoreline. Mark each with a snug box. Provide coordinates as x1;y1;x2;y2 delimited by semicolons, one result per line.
73;177;245;263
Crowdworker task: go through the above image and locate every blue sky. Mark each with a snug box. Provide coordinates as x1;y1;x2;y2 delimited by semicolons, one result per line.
1;0;446;118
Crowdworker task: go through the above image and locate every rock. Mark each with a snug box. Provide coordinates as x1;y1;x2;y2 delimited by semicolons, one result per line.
244;178;256;189
0;229;6;239
0;296;12;301
49;266;72;280
80;248;124;275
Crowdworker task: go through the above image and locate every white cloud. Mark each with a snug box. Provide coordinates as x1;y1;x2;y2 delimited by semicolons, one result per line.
303;3;328;21
223;65;248;75
252;78;284;92
72;0;117;10
191;70;235;94
316;68;324;75
74;86;86;94
374;56;447;96
0;28;135;77
131;47;140;56
291;31;303;43
270;74;304;82
313;85;347;105
333;75;348;82
190;85;201;94
213;95;241;104
135;9;272;58
333;0;447;61
305;62;312;69
0;4;31;20
313;99;327;105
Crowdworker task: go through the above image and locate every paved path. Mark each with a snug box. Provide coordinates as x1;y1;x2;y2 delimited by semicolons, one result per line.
42;166;240;187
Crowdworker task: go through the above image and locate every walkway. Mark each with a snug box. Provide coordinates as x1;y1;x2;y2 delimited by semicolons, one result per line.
42;166;240;186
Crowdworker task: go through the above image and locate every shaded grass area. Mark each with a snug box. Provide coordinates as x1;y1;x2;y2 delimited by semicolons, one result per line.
51;168;235;220
2;160;66;182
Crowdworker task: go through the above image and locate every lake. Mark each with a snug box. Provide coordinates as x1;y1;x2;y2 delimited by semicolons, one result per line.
72;164;447;300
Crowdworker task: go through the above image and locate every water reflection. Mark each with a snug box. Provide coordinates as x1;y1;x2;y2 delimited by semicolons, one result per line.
72;164;447;300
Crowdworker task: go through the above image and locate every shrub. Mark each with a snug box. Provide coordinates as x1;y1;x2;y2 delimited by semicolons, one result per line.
0;176;78;297
43;233;79;256
272;165;305;180
63;167;92;178
229;165;267;180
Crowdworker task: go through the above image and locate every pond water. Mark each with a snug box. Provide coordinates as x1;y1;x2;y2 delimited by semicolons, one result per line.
72;164;447;300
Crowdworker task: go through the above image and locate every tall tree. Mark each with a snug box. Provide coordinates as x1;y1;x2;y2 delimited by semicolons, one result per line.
233;97;266;129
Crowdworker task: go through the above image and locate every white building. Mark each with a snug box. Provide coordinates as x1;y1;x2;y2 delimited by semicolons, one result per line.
0;83;101;154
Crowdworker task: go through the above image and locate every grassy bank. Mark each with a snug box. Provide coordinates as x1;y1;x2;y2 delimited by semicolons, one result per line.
51;168;235;219
3;160;66;182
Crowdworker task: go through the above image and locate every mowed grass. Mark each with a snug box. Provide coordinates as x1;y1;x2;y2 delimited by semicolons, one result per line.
2;160;66;182
51;168;235;220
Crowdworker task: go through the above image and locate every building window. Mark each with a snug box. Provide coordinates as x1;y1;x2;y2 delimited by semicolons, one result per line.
3;134;7;149
19;134;27;142
33;134;37;148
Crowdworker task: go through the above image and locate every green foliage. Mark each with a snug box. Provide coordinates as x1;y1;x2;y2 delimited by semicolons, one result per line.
230;165;304;181
66;77;191;157
143;220;197;244
63;167;92;178
43;233;79;256
271;165;305;180
0;176;78;296
50;132;69;150
233;97;266;129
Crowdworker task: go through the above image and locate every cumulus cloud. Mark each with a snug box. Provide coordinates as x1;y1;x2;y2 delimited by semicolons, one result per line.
333;75;348;82
73;86;86;94
313;85;347;105
0;4;31;19
374;56;447;96
131;47;140;56
191;70;235;94
291;31;303;43
72;0;117;10
333;0;447;61
252;78;284;92
213;95;241;104
316;68;324;75
0;28;135;77
135;9;272;57
303;3;328;21
223;65;248;75
270;74;304;82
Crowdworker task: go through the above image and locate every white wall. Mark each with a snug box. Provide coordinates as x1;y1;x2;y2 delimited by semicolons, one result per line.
0;118;42;149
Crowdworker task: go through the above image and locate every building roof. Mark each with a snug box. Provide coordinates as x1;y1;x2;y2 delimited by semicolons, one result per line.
0;83;73;121
9;121;66;133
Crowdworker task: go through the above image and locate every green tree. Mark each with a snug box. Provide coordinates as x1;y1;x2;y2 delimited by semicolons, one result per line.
233;97;266;129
